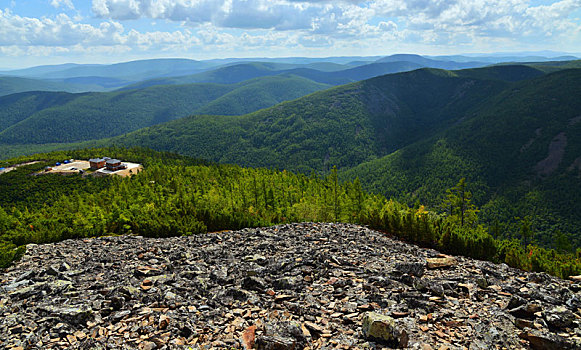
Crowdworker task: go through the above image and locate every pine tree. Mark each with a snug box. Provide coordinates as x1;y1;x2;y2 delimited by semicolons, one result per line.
443;178;478;227
518;216;534;247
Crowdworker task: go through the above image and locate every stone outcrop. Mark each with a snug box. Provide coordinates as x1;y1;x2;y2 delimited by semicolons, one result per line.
1;222;580;349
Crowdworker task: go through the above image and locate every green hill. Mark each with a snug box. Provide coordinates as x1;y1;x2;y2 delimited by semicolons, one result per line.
121;61;448;90
0;84;232;144
454;65;546;82
0;75;329;145
111;67;509;172
120;62;286;90
2;65;580;249
94;66;581;249
0;76;93;97
195;75;330;115
342;69;581;247
376;54;488;70
0;91;81;133
9;59;211;81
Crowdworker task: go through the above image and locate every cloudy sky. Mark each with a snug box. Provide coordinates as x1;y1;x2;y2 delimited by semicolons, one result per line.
1;0;580;68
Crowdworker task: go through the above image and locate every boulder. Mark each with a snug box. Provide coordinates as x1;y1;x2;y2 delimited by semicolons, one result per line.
394;262;426;277
426;257;457;269
519;330;575;350
256;321;306;350
361;312;409;348
38;305;93;325
544;306;574;329
509;303;542;319
242;276;267;292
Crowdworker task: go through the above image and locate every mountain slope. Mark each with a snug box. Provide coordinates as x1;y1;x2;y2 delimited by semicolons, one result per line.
121;60;453;90
342;69;581;246
120;62;287;90
195;75;330;116
95;66;581;247
8;59;211;81
0;76;92;97
0;84;232;144
0;75;330;144
376;54;488;70
111;68;509;172
454;64;546;82
0;91;82;132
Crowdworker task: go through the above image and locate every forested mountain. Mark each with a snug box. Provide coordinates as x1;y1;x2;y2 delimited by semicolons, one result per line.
118;58;491;91
1;63;580;251
120;62;287;89
0;75;329;144
344;69;581;247
375;54;487;70
5;59;212;81
0;76;94;97
110;66;528;171
0;91;81;133
122;61;429;90
95;66;581;248
3;55;576;94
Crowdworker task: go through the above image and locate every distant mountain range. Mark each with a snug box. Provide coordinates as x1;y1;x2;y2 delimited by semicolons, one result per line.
1;53;577;95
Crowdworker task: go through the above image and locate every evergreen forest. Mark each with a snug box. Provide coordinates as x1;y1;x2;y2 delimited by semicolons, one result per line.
1;148;579;280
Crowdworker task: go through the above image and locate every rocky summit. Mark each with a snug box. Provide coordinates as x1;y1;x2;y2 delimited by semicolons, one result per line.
1;223;580;350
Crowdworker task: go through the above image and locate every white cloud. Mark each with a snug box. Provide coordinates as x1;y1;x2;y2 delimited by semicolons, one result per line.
371;0;581;40
1;0;580;66
0;8;202;53
87;0;581;47
0;9;123;46
90;0;371;33
51;0;75;10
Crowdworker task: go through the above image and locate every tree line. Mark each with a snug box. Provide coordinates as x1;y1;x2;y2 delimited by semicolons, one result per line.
1;147;579;279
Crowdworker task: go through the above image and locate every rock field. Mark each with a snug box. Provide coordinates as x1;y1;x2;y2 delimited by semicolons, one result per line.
1;222;580;349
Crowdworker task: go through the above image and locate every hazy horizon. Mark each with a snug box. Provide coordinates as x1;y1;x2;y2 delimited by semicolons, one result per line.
0;50;579;71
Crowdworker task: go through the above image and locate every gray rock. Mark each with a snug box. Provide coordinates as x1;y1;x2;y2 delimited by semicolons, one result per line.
8;281;47;298
509;303;542;319
257;321;307;350
242;276;267;292
272;276;301;291
507;295;527;309
544;306;575;329
519;330;576;350
361;312;409;348
2;279;31;292
256;335;297;350
38;305;93;325
394;262;426;277
0;222;578;349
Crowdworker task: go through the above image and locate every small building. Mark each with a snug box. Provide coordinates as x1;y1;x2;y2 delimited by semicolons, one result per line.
106;159;126;171
89;158;106;170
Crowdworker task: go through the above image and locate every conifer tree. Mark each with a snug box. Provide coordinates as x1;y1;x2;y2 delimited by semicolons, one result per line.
443;178;478;227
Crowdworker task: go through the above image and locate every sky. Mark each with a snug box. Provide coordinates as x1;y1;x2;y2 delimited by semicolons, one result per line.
0;0;580;68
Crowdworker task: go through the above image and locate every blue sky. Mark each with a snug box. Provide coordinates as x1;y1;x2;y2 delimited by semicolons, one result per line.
1;0;580;68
